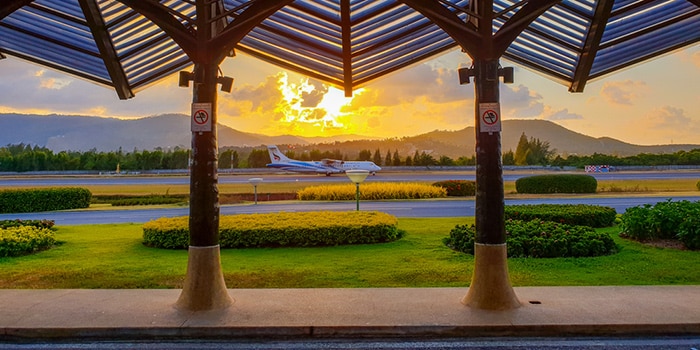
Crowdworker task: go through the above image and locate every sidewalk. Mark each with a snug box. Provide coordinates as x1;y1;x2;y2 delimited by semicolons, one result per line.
1;286;699;340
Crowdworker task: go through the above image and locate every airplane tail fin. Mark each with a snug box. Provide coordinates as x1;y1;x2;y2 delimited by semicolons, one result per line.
267;145;291;163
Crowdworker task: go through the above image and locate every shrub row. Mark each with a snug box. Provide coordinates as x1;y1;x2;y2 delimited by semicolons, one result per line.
444;219;617;258
110;196;187;206
143;211;404;249
515;174;597;194
0;219;55;230
432;180;476;196
0;188;91;213
297;182;446;201
505;204;617;228
0;225;57;257
620;199;700;250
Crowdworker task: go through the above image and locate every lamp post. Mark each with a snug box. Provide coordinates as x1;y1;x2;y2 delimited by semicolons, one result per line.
346;170;369;211
248;177;263;204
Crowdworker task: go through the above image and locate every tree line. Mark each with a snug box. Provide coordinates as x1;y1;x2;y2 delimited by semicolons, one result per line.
2;139;700;173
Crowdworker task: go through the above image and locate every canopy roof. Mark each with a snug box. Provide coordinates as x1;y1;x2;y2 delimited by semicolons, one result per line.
1;0;699;99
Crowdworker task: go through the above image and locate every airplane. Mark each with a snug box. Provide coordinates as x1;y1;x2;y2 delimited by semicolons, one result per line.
266;145;381;176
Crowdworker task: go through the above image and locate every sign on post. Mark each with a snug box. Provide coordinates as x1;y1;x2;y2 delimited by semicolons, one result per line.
191;102;212;132
479;102;501;133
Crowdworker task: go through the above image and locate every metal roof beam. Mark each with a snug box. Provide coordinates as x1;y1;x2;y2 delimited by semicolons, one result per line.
690;0;700;7
78;0;133;100
569;0;614;92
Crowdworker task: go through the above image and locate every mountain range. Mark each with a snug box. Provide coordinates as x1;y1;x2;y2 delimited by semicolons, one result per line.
1;113;698;158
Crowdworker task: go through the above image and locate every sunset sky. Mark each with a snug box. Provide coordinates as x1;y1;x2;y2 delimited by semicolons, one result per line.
1;45;698;146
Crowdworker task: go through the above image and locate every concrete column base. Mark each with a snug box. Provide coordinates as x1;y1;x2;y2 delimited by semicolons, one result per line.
462;243;521;310
175;245;233;311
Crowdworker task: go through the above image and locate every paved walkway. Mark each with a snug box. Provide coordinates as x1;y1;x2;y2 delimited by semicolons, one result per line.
1;286;699;340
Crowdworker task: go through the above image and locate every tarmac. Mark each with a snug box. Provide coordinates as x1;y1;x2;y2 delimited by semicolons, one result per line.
0;286;699;341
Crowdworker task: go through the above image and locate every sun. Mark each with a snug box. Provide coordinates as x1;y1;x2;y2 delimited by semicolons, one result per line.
275;73;362;136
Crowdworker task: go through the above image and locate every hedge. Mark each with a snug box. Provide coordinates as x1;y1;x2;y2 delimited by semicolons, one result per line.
444;219;617;258
620;199;700;250
432;180;476;196
0;188;91;213
515;174;597;194
297;183;446;200
0;225;57;257
505;204;617;228
143;211;404;249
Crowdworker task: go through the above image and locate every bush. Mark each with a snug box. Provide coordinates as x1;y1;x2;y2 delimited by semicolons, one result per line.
620;199;700;250
0;226;57;257
696;180;700;191
0;219;55;230
93;194;188;206
0;188;91;213
143;211;404;249
515;174;597;194
432;180;475;196
444;219;617;258
298;183;446;200
505;204;616;228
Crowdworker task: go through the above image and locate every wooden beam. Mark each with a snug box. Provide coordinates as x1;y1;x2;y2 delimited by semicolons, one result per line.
341;0;352;97
399;0;482;59
493;0;560;57
209;0;295;63
114;0;198;59
569;0;614;92
0;0;32;21
78;0;134;100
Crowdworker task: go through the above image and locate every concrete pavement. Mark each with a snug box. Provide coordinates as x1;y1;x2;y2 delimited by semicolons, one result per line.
0;286;699;340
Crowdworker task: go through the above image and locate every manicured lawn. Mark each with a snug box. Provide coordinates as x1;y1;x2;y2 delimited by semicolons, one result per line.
1;218;698;289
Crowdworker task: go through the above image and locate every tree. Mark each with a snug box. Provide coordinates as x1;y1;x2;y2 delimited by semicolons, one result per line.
358;149;372;161
514;132;530;165
405;155;412;166
502;150;515;165
384;150;392;166
247;149;269;168
373;149;382;165
392;150;401;166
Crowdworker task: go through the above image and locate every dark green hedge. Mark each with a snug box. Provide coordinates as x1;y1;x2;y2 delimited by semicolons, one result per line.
0;188;91;213
444;219;617;258
0;219;55;230
515;174;597;194
505;204;617;228
620;199;700;250
432;180;476;196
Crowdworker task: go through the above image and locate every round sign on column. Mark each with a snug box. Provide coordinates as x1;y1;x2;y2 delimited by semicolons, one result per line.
479;102;501;133
191;102;212;132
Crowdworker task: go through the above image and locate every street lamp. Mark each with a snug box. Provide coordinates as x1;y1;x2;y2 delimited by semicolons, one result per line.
248;177;263;204
346;170;369;211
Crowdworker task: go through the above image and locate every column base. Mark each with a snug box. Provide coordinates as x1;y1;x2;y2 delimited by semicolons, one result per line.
175;245;233;311
462;243;521;310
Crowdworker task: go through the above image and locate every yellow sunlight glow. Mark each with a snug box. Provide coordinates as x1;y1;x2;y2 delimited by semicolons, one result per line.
275;73;362;136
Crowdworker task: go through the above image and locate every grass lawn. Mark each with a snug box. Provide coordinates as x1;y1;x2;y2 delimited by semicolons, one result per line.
1;218;698;289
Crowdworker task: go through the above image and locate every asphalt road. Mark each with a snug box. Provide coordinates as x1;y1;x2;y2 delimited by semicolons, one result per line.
1;196;700;225
1;169;700;187
0;337;697;349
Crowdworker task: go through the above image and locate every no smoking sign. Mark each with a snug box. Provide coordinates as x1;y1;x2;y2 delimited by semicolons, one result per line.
479;102;501;133
191;102;212;132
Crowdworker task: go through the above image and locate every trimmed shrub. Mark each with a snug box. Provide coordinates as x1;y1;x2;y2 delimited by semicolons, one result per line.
0;226;57;257
143;211;404;249
505;204;616;228
432;180;476;196
0;188;91;213
620;199;700;250
93;194;188;206
298;182;446;200
515;174;597;194
444;219;617;258
0;219;55;230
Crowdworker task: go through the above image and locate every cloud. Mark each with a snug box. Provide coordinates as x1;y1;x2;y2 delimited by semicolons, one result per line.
500;84;544;118
546;108;583;121
599;80;649;106
644;106;696;130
